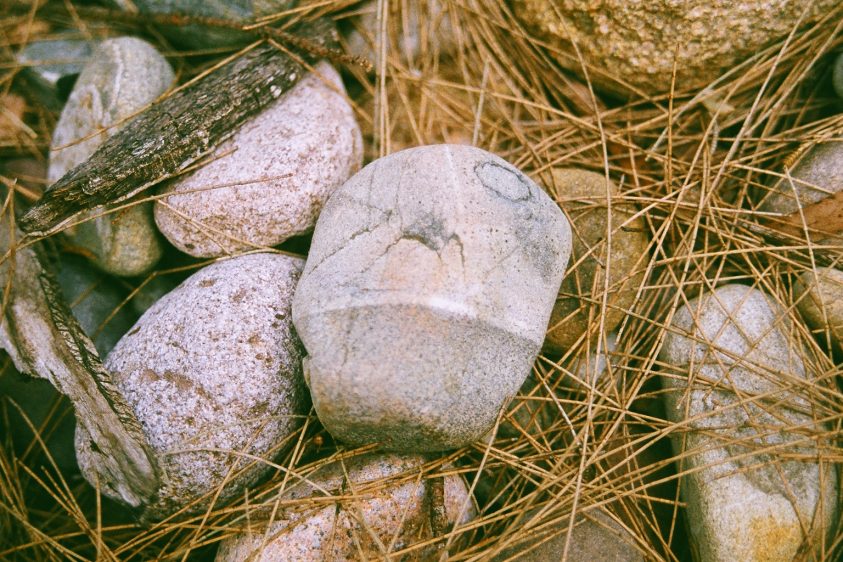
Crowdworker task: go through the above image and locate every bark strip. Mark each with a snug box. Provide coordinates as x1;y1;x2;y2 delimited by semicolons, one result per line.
19;18;337;235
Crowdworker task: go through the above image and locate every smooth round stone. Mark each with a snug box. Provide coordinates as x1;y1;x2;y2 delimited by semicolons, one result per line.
215;453;475;561
760;142;843;244
58;254;138;356
50;37;173;277
491;508;644;562
794;267;843;346
154;62;362;258
512;0;837;94
293;144;572;452
118;0;297;49
75;253;307;520
833;52;843;99
544;169;647;354
660;284;837;562
15;35;96;111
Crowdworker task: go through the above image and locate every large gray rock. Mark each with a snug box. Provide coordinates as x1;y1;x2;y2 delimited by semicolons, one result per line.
16;36;96;111
154;62;362;258
215;453;475;561
293;144;572;452
660;284;837;562
76;253;308;520
50;37;173;277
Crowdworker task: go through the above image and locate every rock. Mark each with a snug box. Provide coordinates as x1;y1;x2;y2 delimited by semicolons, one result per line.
50;37;174;277
563;332;616;390
76;253;308;520
57;254;138;356
491;508;644;562
512;0;837;95
833;52;843;99
154;62;362;258
16;36;96;111
117;0;297;49
215;453;475;561
760;142;843;244
293;144;572;452
660;284;837;562
794;267;843;346
346;0;456;65
543;169;647;354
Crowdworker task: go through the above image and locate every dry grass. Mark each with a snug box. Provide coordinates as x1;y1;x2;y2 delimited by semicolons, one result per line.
1;0;843;560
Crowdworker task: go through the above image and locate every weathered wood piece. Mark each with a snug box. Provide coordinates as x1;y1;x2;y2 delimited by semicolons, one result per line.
19;18;338;235
0;218;159;508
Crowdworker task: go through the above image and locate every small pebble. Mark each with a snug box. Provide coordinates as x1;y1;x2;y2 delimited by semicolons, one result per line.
660;284;837;562
16;36;96;111
50;37;174;277
293;144;572;452
760;142;843;244
154;62;362;258
215;453;475;561
794;267;843;346
491;508;644;562
544;169;647;354
76;253;308;519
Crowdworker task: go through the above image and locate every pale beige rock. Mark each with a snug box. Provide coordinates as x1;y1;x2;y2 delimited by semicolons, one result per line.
293;144;572;452
491;508;644;562
660;284;837;562
513;0;836;94
50;37;172;277
215;453;475;561
794;267;843;346
76;253;308;520
154;62;363;258
544;169;647;354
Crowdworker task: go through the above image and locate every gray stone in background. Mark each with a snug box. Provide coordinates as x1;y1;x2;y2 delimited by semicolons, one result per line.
50;37;174;277
215;453;475;561
491;508;644;562
154;62;362;257
129;274;181;316
16;36;96;111
760;142;843;244
293;144;572;452
660;284;837;562
117;0;298;49
794;267;843;347
833;52;843;99
76;253;308;520
57;254;138;356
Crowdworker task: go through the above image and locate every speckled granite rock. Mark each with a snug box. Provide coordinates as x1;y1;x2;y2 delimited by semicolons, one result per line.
794;267;843;346
215;453;475;561
760;141;843;245
50;37;173;277
833;52;843;99
544;169;647;354
491;508;644;562
293;144;572;452
660;284;837;562
57;254;137;356
512;0;836;94
117;0;298;49
15;36;96;111
154;62;362;258
76;253;307;520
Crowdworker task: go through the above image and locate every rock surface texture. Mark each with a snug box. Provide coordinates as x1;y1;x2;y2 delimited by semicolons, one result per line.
293;144;572;452
154;62;362;258
660;284;837;562
512;0;836;94
215;453;475;561
544;168;646;353
794;267;843;347
76;253;308;520
50;37;173;277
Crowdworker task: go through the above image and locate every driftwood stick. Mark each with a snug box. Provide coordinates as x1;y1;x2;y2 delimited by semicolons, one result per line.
19;18;338;235
0;218;160;508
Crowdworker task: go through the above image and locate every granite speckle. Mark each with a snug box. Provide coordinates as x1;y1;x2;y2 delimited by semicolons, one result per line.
293;144;572;452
